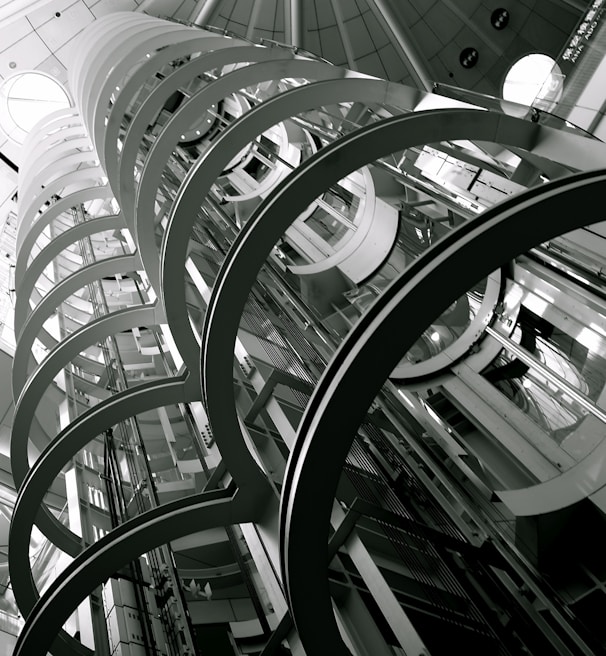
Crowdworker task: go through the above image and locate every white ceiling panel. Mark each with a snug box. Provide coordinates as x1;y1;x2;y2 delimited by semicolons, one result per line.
0;29;51;77
35;1;94;51
0;16;32;53
27;0;80;29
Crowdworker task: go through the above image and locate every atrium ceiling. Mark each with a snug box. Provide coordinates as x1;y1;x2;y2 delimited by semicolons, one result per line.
0;0;585;165
191;0;582;93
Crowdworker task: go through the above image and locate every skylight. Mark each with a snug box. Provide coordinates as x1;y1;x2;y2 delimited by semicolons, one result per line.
0;71;71;144
502;54;563;111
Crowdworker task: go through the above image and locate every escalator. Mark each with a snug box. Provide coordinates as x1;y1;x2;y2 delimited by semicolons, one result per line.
425;391;478;440
424;379;539;492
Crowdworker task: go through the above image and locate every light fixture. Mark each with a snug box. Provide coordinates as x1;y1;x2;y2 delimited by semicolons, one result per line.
460;47;479;69
491;8;509;30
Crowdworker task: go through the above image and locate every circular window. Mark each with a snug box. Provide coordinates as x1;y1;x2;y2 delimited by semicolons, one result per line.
502;54;563;112
0;71;71;143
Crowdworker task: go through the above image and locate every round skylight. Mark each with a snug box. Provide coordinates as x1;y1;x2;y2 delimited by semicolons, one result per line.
502;54;563;111
0;71;71;144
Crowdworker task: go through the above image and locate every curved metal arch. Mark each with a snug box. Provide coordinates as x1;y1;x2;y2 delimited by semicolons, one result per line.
105;35;248;198
13;302;160;486
10;374;200;656
280;169;606;656
499;423;606;514
26;107;82;132
21;127;88;176
157;82;420;489
162;77;419;375
12;304;162;553
22;129;90;170
165;87;548;493
24;239;121;306
158;74;420;354
13;253;140;395
118;44;291;232
19;153;99;215
20;138;92;194
162;96;560;382
15;185;115;284
100;34;234;177
86;25;207;150
389;267;506;383
12;484;265;656
140;75;394;493
70;12;161;104
81;22;198;130
15;215;123;334
20;109;83;170
68;11;147;88
135;56;351;292
24;121;88;158
16;328;105;396
17;168;106;252
192;107;599;653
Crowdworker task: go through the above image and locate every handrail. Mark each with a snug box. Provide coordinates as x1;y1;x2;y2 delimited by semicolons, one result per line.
433;81;602;142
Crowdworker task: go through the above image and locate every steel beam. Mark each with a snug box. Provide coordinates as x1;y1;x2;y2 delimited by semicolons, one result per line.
189;0;223;26
366;0;433;90
285;0;303;48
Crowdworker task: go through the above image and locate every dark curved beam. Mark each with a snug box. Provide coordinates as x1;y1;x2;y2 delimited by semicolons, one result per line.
167;89;564;447
165;83;420;492
281;171;606;656
12;484;264;656
197;105;601;653
10;374;202;656
162;79;425;488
